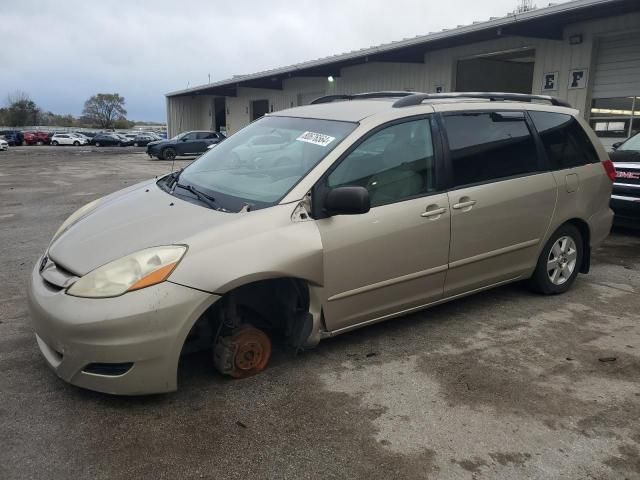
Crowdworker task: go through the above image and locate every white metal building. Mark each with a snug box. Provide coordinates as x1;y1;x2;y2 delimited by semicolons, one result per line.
166;0;640;148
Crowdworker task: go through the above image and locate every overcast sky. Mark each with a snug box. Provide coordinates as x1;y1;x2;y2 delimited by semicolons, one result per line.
0;0;563;122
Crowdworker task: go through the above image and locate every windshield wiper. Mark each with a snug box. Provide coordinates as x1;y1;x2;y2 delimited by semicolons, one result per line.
174;182;220;210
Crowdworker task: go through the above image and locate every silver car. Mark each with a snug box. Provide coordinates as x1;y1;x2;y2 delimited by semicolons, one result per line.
28;92;615;395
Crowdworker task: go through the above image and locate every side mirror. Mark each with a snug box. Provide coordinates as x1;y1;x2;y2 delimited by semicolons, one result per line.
612;141;622;150
325;186;370;216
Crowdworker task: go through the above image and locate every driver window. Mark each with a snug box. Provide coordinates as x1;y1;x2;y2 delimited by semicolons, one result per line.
327;118;436;207
197;132;216;139
182;133;197;141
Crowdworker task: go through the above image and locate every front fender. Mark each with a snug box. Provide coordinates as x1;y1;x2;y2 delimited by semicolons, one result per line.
169;203;324;293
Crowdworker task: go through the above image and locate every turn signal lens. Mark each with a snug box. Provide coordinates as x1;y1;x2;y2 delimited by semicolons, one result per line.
127;262;178;292
602;159;616;182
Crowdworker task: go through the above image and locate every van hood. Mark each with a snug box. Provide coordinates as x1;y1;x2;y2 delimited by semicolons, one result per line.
48;180;237;276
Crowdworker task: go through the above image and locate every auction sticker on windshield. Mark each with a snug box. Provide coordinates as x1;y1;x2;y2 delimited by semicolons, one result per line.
296;131;335;147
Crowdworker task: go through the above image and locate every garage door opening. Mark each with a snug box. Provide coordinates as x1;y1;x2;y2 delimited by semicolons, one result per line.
456;49;535;94
214;97;226;133
250;99;269;121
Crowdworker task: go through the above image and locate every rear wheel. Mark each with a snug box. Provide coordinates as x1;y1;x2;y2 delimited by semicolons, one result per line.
162;147;177;161
73;141;80;146
133;142;139;147
529;224;583;295
51;141;59;146
95;142;101;147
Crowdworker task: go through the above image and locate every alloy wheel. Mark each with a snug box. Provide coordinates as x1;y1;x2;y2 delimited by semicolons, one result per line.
547;236;577;286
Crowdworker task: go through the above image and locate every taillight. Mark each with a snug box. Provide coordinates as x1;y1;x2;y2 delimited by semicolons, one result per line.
602;159;616;182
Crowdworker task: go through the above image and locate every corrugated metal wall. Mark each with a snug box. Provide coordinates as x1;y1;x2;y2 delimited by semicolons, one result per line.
167;11;640;136
593;33;640;98
166;95;215;137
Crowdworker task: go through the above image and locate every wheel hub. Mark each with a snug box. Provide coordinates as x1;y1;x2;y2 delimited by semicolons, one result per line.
547;235;577;286
213;325;272;379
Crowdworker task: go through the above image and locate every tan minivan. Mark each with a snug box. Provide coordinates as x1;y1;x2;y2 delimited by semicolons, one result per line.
28;92;615;395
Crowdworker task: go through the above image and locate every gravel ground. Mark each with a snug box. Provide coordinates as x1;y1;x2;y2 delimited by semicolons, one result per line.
1;146;639;480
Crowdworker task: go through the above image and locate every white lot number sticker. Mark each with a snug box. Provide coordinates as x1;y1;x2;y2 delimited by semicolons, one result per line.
296;131;335;147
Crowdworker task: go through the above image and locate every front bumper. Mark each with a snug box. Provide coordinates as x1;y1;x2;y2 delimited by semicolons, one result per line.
611;195;640;228
27;261;219;395
146;144;161;156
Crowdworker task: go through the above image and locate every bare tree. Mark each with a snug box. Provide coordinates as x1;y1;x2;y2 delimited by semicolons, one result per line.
6;90;40;126
81;93;127;129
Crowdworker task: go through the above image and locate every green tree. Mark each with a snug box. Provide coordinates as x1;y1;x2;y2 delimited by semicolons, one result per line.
81;93;127;129
6;91;40;126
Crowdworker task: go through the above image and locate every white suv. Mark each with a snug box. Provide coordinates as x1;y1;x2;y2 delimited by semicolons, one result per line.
51;133;88;146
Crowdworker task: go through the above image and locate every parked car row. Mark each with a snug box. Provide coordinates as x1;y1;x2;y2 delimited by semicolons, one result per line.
92;132;163;147
0;129;166;146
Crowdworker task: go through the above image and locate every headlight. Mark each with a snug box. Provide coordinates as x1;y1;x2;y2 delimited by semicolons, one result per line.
50;198;102;245
67;245;187;298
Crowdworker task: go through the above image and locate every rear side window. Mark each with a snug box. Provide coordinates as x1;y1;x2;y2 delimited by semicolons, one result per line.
529;111;599;169
443;112;539;187
197;132;216;139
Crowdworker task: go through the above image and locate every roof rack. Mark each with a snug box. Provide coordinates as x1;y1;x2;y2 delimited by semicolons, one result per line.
310;91;419;105
392;92;572;108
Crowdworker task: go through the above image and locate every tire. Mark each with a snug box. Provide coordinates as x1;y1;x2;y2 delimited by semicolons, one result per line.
161;147;176;161
133;142;139;147
95;142;101;147
52;141;59;146
118;142;123;147
529;224;583;295
73;141;80;146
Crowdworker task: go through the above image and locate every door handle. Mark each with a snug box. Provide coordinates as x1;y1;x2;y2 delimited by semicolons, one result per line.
421;207;447;218
452;200;476;210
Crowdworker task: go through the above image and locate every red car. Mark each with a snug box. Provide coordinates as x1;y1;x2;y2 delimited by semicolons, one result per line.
23;131;50;145
23;132;36;145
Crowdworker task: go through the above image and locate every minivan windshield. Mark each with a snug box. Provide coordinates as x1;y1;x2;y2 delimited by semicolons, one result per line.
176;115;357;211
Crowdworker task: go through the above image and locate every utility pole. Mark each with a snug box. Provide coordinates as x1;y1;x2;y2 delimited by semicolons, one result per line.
515;0;534;13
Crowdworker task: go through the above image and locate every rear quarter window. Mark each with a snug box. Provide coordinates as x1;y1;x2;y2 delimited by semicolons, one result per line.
529;111;599;169
443;111;540;187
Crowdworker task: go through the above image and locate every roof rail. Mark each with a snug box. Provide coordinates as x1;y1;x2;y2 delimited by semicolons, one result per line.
392;92;572;108
310;91;420;105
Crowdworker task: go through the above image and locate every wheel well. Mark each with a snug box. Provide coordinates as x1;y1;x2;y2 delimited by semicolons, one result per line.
181;277;310;356
565;218;591;274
